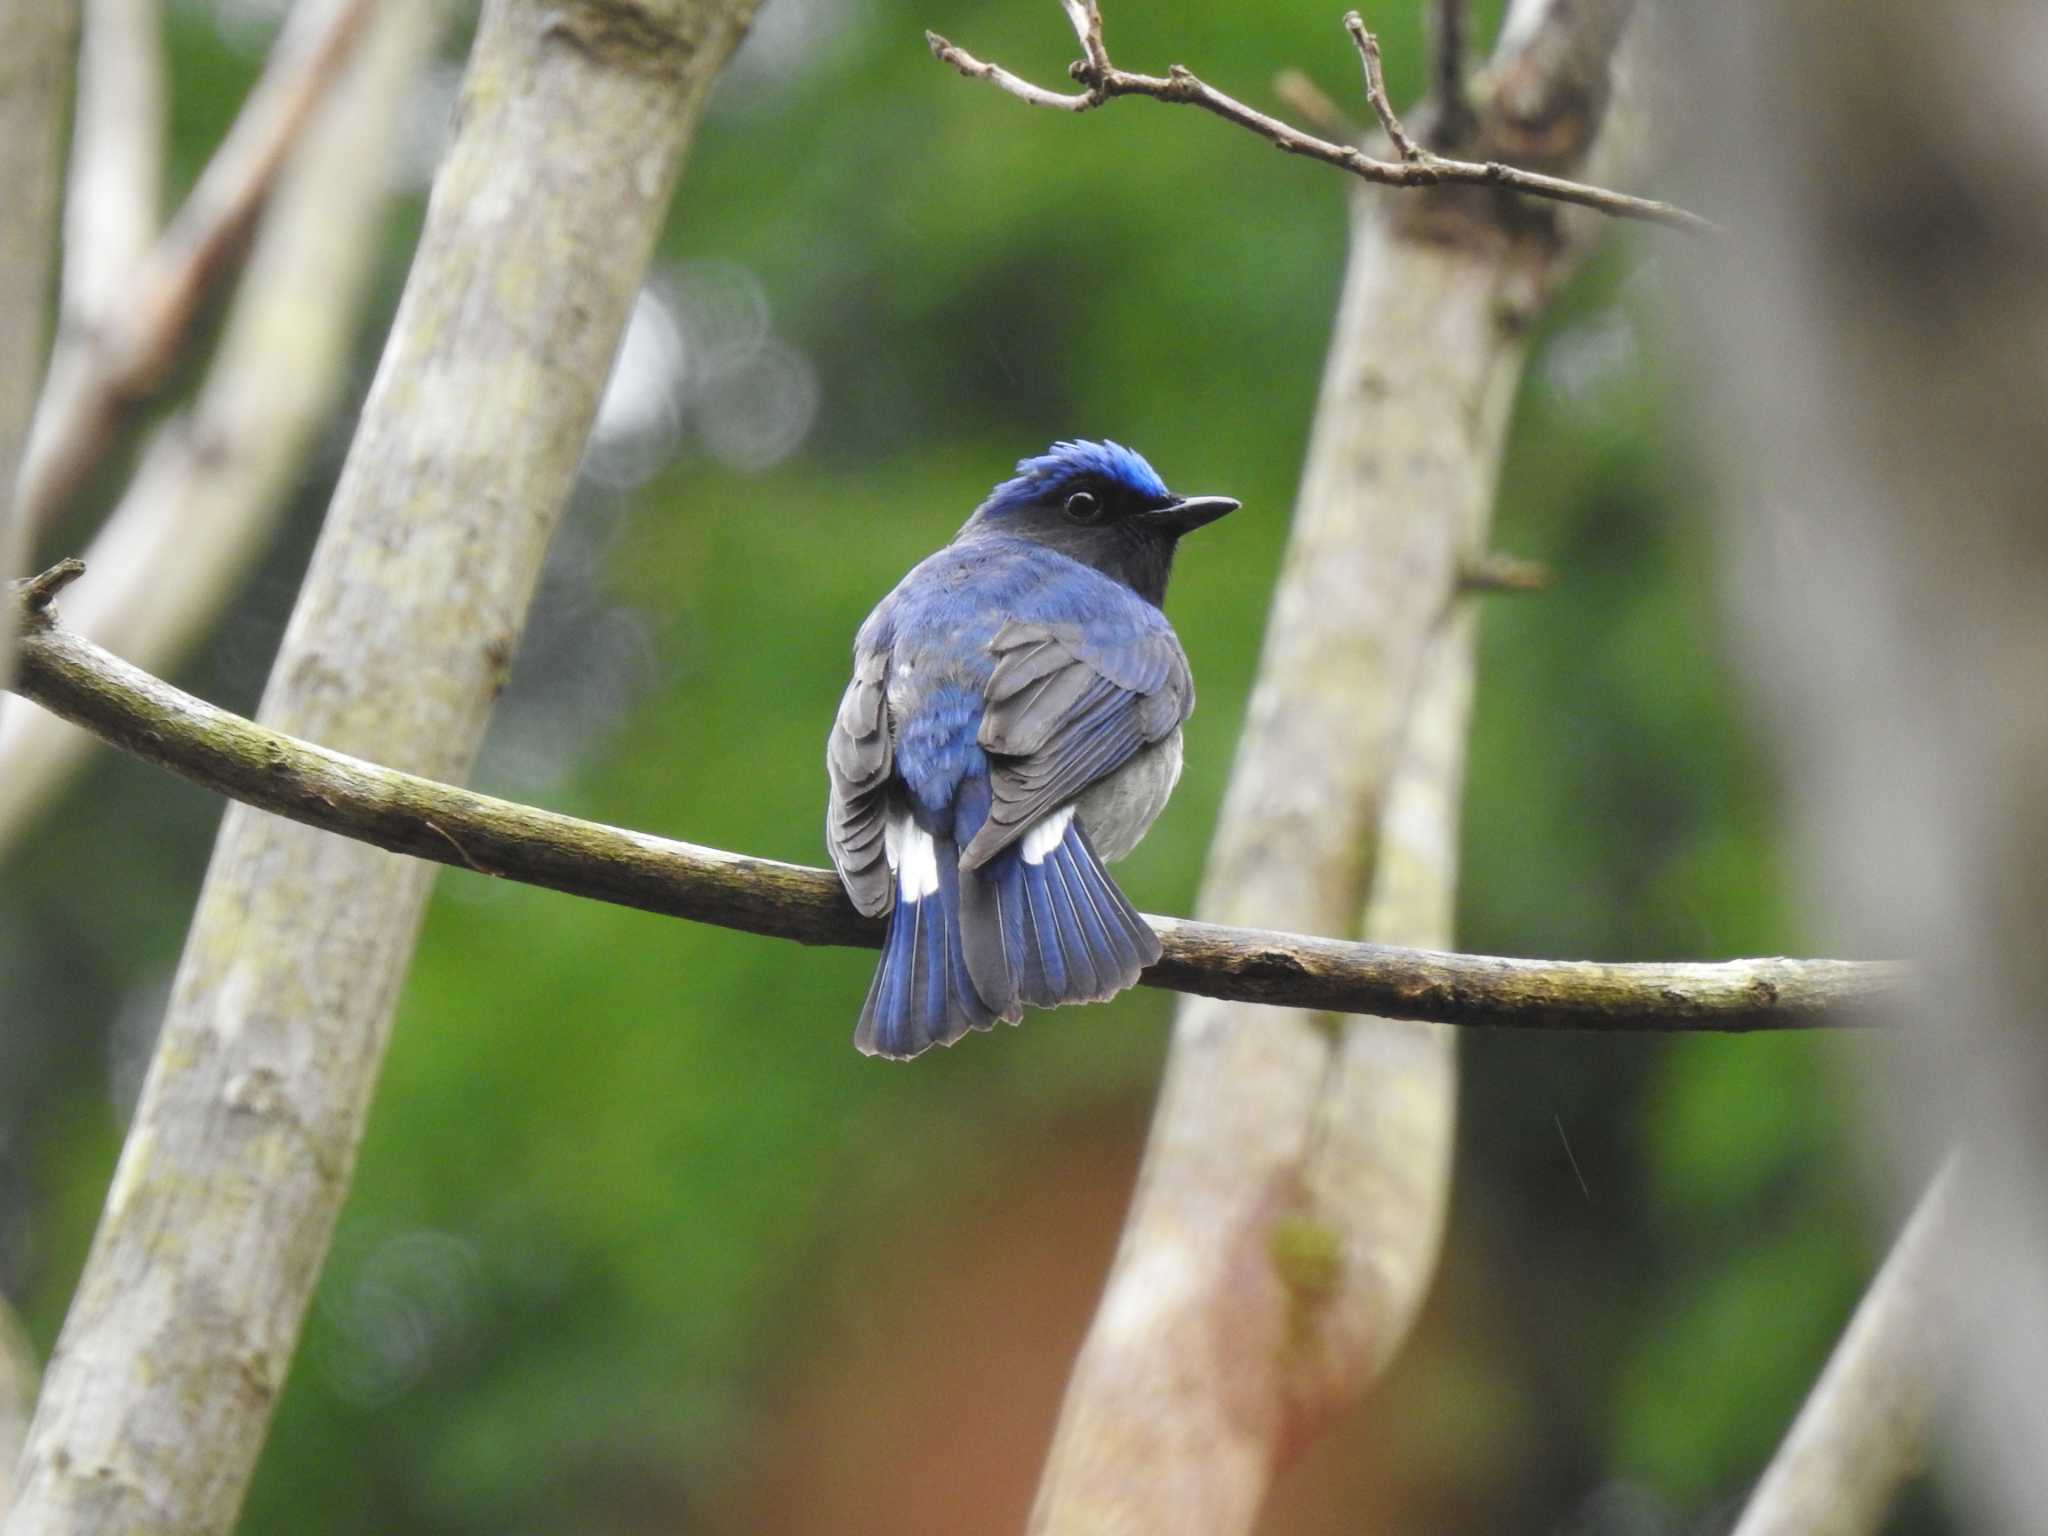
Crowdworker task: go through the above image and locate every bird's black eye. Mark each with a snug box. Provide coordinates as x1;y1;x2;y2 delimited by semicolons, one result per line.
1063;490;1101;524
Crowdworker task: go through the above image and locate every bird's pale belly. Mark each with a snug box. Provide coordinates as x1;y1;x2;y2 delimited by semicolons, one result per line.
1074;727;1183;862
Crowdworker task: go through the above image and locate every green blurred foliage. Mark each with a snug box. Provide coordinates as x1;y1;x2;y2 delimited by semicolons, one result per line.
0;1;1941;1533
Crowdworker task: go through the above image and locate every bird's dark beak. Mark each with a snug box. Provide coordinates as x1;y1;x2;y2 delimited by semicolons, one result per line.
1149;495;1239;534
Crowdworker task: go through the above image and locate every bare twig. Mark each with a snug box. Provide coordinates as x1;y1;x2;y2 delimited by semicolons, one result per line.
1731;1158;1956;1536
925;7;1716;234
7;566;1906;1035
924;31;1090;112
1345;11;1421;162
11;0;373;545
1060;0;1109;81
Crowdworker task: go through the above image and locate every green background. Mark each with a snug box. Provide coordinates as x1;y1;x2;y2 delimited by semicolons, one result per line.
2;1;1939;1531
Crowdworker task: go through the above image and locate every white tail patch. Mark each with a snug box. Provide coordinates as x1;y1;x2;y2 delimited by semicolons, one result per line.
1021;804;1077;865
888;811;941;901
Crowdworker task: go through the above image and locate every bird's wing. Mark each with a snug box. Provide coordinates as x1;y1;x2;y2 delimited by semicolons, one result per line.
827;645;896;917
961;618;1192;870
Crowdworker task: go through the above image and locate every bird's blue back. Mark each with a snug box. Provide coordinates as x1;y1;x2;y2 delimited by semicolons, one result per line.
858;532;1177;847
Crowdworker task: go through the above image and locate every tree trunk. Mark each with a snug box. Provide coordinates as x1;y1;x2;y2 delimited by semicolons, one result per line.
1030;5;1642;1528
0;3;757;1533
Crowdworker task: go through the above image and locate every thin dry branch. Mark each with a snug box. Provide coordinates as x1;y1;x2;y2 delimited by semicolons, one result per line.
1347;12;1421;162
925;3;1715;234
8;561;1905;1035
11;0;372;544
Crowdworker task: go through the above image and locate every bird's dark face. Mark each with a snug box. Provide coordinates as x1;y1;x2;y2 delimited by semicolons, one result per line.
963;440;1238;606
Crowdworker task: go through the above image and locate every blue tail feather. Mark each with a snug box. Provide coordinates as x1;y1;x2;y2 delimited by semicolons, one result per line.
855;836;999;1060
1015;857;1070;1003
858;817;1160;1058
972;818;1159;1015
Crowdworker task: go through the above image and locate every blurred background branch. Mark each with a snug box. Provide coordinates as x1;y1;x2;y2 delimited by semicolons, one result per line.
0;0;440;857
60;0;166;353
1732;1157;1955;1536
10;0;372;552
0;0;77;692
8;564;1902;1037
1679;0;2048;1526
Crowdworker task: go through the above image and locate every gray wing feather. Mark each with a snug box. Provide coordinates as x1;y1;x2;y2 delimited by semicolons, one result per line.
826;647;895;917
963;621;1193;870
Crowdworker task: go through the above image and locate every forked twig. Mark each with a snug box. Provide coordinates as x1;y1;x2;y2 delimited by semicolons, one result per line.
927;2;1716;234
1346;12;1421;162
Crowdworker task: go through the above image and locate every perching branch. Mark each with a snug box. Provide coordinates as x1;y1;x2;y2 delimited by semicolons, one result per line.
8;562;1905;1036
11;0;372;546
925;4;1716;234
1730;1157;1955;1536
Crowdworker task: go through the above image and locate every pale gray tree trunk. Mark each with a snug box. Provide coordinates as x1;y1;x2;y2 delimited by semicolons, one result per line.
1676;1;2048;1529
1030;4;1647;1529
1;3;758;1533
0;1;77;691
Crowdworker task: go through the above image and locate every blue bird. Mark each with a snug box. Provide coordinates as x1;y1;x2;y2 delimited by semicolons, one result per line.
826;440;1238;1059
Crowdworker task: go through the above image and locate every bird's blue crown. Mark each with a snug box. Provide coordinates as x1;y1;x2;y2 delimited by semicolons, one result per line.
983;439;1170;516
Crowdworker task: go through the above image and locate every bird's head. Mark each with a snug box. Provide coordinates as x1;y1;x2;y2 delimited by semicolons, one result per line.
962;440;1238;606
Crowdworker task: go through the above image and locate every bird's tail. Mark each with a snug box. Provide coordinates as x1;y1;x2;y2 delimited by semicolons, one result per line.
959;811;1161;1021
855;830;1000;1060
